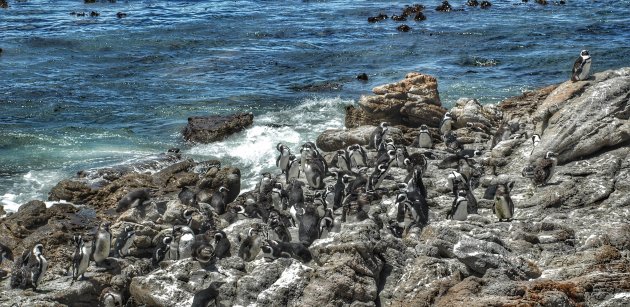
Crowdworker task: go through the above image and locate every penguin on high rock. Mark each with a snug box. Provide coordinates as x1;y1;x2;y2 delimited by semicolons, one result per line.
14;243;48;290
286;154;301;184
303;157;326;189
571;50;591;82
367;163;389;192
116;188;150;212
152;236;172;266
531;134;541;155
331;149;350;171
276;143;292;174
493;182;515;222
261;239;313;263
347;144;368;170
31;244;47;290
175;226;195;259
93;222;111;266
191;281;225;307
210;186;230;215
113;225;135;258
213;230;231;259
522;151;558;186
71;235;91;282
440;112;454;136
0;242;13;265
369;122;390;149
448;190;469;221
416;124;433;148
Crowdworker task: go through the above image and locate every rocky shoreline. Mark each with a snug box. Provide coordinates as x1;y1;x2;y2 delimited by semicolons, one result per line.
1;67;629;306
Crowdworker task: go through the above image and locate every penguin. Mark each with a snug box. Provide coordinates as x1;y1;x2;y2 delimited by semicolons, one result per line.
276;143;292;173
342;191;370;223
449;190;469;221
297;205;320;247
446;171;467;196
192;236;216;265
366;163;389;192
178;186;198;208
191;281;225;307
71;235;91;281
323;185;335;209
405;165;427;199
99;287;124;307
394;146;409;168
303;157;326;189
213;230;231;259
30;244;48;290
271;182;288;211
531;134;541;155
332;172;349;211
286;154;301;183
152;236;172;266
268;210;292;242
176;226;195;259
387;220;404;238
258;172;274;196
0;242;13;265
522;151;558;186
398;188;429;231
238;226;265;262
369;122;390;149
347;144;368;169
416;124;433;148
440;112;454;136
93;222;111;266
571;50;591;82
167;230;180;261
444;131;462;152
493;182;515;222
456;149;482;159
112;225;135;258
261;239;312;263
319;208;334;239
300;142;328;175
210;186;230;215
116;188;150;212
331;149;351;171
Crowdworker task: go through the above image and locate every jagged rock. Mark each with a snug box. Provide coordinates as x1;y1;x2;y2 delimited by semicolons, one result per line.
182;112;254;144
48;179;94;203
345;72;447;128
449;98;500;129
197;166;241;204
316;125;405;152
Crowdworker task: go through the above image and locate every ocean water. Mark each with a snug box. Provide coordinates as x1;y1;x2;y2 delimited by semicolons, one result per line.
1;0;629;212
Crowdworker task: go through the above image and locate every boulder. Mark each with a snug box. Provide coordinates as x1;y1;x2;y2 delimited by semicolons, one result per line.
316;125;405;152
182;112;254;143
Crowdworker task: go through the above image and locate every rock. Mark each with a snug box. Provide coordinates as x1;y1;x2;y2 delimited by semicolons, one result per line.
449;98;500;130
48;179;94;203
182;112;254;144
345;72;447;128
316;125;406;152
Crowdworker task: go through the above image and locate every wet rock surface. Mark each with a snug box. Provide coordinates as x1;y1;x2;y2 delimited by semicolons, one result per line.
2;68;629;307
182;112;254;144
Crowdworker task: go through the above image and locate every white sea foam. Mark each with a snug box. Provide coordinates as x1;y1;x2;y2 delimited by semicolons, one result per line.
0;170;67;213
187;96;352;191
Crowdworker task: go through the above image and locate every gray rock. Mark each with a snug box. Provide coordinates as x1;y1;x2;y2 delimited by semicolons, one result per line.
182;112;254;144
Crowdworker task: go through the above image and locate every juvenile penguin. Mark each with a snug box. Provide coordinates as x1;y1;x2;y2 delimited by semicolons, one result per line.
210;186;230;215
449;190;469;221
530;134;541;155
191;281;225;307
213;230;231;259
571;50;591;82
440;112;454;136
331;149;350;171
100;287;124;307
298;205;320;247
369;122;390;149
116;188;150;212
522;151;558;186
276;143;292;173
319;208;334;239
271;182;287;211
178;186;198;208
268;210;292;242
112;225;135;258
93;222;111;266
286;154;301;183
22;244;47;290
72;235;91;281
416;124;433;148
176;226;195;259
493;182;515;222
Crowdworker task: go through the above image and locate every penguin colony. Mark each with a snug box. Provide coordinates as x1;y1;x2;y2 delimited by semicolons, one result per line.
3;52;584;304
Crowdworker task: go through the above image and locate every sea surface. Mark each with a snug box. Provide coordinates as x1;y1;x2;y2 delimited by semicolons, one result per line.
1;0;629;212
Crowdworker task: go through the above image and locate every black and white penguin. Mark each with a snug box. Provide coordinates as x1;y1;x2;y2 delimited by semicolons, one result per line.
319;208;334;239
271;182;288;211
571;50;591;82
268;210;292;242
456;149;482;159
493;182;515;222
367;163;389;192
446;171;467;196
93;222;111;266
191;281;225;307
331;149;351;171
286;154;301;184
440;112;454;136
238;226;265;262
276;143;292;174
443;131;462;152
0;242;13;265
394;146;409;168
396;189;429;231
347;144;368;169
405;164;427;199
99;287;124;307
531;134;541;155
331;172;351;211
300;141;328;175
369;122;390;149
112;225;135;258
522;151;558;186
192;235;216;265
116;188;150;212
303;157;326;189
261;239;312;263
178;186;198;208
71;235;91;281
31;244;48;289
213;230;231;259
298;205;320;247
210;186;230;215
258;172;274;196
176;226;195;259
152;236;172;266
449;190;469;221
416;124;433;148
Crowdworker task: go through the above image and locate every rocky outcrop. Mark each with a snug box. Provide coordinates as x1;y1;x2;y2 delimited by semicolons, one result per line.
345;72;447;128
182;112;254;144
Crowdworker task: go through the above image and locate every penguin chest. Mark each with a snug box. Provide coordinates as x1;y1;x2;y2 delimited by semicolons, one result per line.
579;60;591;80
178;234;195;259
279;154;290;171
494;197;512;220
350;152;365;167
79;246;91;273
94;233;111;262
287;163;300;182
440;120;452;134
36;256;48;286
303;163;321;188
452;200;468;221
418;133;432;148
271;192;282;210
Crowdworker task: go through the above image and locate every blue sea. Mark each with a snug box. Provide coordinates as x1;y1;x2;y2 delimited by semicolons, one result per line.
1;0;629;211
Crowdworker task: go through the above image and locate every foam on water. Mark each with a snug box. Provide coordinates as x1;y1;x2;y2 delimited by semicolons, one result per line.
187;96;351;191
0;169;67;213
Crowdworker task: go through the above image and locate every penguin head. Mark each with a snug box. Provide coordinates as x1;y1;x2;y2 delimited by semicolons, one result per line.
444;112;452;119
396;193;407;203
219;186;229;194
276;143;285;152
101;222;111;232
342;174;354;184
380;122;390;129
545;151;558;159
163;236;173;245
377;163;388;173
288;154;296;161
420;124;429;131
33;244;44;256
336;150;346;156
580;50;589;57
397;182;409;192
457;190;467;197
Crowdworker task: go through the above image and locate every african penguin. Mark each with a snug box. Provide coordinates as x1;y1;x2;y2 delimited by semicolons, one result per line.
113;225;135;258
303;157;326;189
261;239;312;263
493;182;515;222
531;134;541;155
72;235;91;282
319;208;334;239
238;226;265;262
99;287;124;307
176;226;195;259
115;188;150;212
440;112;454;136
347;144;368;169
571;50;591;82
31;244;48;289
416;124;433;148
331;149;350;171
298;205;320;247
522;151;558;186
191;281;225;307
93;222;111;266
286;154;301;183
369;122;390;149
213;230;231;259
210;186;230;215
449;190;469;221
276;143;292;174
152;236;172;266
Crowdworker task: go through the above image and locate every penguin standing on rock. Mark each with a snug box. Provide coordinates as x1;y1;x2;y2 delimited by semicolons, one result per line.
116;188;150;212
571;50;591;82
213;230;231;259
238;226;265;262
530;134;541;155
347;144;368;169
286;154;301;183
276;143;292;173
416;124;432;148
449;190;469;221
93;222;111;266
72;235;91;281
175;226;195;259
11;244;48;290
191;281;225;307
113;225;135;258
331;149;350;171
152;236;172;266
369;122;390;149
440;112;454;137
210;186;230;215
493;182;515;222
